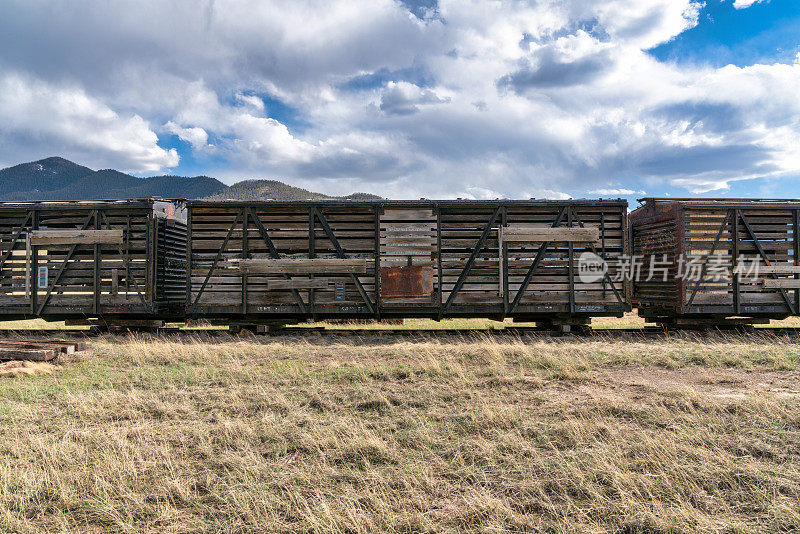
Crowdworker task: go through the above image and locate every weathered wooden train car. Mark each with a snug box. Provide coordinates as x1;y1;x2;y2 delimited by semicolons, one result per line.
0;200;187;321
631;198;800;325
186;200;629;327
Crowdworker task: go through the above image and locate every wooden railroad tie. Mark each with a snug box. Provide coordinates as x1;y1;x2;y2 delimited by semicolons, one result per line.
0;339;91;362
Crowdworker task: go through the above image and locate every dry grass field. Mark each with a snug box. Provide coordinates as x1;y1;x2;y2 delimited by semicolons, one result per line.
1;323;800;532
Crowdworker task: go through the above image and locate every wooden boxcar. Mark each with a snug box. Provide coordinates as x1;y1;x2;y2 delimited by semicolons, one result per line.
630;198;800;324
0;199;187;320
186;200;629;325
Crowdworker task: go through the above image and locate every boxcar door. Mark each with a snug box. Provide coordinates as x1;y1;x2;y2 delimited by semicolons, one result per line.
378;208;437;313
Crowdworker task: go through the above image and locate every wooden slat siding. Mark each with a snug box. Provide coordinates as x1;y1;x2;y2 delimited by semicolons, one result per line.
94;210;100;315
248;208;308;313
36;211;97;315
41;208;154;314
738;211;795;313
0;212;31;277
241;208;248;314
155;215;188;309
309;208;316;316
631;198;800;319
502;226;599;243
188;204;379;314
374;205;381;319
439;204;627;312
567;208;575;313
507;207;567;313
794;209;800;312
758;265;800;274
763;279;800;289
314;207;375;314
185;206;192;310
442;207;502;310
569;207;625;309
0;200;174;318
190;209;243;312
98;210;149;310
146;207;155;303
29;210;37;314
267;278;337;290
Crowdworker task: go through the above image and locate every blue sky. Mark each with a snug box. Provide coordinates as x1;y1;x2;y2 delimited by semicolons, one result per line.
1;0;800;201
651;0;800;68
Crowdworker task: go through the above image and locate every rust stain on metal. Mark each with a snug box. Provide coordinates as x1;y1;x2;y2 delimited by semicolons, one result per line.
380;265;433;297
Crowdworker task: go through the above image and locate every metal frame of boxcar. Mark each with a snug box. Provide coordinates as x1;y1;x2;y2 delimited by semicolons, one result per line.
186;199;630;325
631;198;800;324
0;199;187;321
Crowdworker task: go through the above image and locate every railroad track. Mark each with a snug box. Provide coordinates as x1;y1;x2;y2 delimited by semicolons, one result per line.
0;326;799;338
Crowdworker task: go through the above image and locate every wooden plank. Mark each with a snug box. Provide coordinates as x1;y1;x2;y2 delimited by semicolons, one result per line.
380;209;436;221
762;279;800;289
267;278;336;290
28;229;124;245
111;268;119;295
502;226;599;243
757;265;800;274
237;258;367;274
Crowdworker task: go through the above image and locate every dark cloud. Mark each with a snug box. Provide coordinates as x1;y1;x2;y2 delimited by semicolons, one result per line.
653;102;746;133
293;149;421;181
339;64;434;92
497;48;612;92
633;144;778;176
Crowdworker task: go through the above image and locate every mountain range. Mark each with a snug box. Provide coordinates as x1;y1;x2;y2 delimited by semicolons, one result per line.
0;157;383;201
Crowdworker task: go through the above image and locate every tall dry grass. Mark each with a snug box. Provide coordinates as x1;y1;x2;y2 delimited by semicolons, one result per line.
0;332;799;532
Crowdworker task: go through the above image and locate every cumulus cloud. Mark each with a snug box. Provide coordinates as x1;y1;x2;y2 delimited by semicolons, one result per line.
499;47;613;92
0;0;798;198
165;121;209;150
0;73;178;171
379;81;450;115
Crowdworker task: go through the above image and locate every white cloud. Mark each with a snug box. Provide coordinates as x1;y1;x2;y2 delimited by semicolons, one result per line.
464;186;502;200
0;73;177;171
378;81;450;115
589;189;646;196
165;121;209;150
235;93;265;112
732;0;765;9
